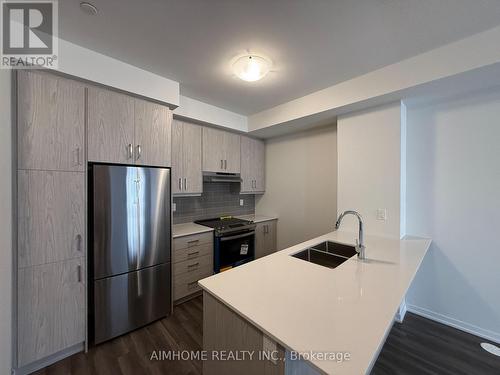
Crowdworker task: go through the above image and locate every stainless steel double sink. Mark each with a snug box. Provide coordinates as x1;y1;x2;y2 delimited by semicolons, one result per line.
291;241;357;269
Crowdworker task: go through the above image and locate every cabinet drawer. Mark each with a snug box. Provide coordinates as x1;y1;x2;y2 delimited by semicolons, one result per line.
173;254;212;276
173;265;213;301
173;242;212;263
173;232;213;250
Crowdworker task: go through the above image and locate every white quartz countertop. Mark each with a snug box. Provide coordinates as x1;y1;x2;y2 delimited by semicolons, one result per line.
198;230;431;375
172;222;214;238
235;214;278;223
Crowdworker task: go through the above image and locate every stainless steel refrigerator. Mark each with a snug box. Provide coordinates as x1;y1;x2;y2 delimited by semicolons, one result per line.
89;164;171;344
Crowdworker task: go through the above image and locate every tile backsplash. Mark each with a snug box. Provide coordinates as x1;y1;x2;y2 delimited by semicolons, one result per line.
173;182;255;224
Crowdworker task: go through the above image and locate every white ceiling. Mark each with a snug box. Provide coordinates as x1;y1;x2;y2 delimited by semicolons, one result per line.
60;0;500;115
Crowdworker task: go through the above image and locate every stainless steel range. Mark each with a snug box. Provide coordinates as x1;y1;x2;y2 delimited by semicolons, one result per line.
195;217;256;273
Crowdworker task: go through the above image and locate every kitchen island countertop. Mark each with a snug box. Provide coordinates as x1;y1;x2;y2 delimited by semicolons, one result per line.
199;230;431;374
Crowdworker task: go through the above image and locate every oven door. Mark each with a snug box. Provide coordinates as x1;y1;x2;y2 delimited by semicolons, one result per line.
215;230;255;273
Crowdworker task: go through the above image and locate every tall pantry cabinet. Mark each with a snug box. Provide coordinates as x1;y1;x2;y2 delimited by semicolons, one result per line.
16;71;86;367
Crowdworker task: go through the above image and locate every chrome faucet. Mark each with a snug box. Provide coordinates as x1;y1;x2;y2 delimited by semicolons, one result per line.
335;210;366;259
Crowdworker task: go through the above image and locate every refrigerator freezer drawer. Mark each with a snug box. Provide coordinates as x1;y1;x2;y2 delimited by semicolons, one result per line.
93;263;171;344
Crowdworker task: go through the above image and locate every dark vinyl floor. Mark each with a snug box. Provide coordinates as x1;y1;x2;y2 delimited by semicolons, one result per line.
35;296;500;375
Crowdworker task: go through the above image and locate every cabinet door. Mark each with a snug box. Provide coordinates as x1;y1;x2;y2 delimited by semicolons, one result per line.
255;221;277;259
264;220;277;254
87;87;134;164
254;139;265;192
183;121;203;194
240;136;254;193
135;99;172;167
18;258;85;366
18;70;85;171
202;127;226;172
224;132;241;173
255;222;266;259
18;170;85;268
171;119;184;195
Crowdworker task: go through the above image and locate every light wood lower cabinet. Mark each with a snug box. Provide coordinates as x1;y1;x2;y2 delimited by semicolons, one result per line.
17;258;85;367
255;220;277;259
17;170;85;268
173;232;214;302
203;292;285;375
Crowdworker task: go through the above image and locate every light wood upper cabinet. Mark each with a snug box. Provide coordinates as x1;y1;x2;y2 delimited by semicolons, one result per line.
255;220;277;259
202;127;226;173
18;257;85;366
171;120;184;194
134;99;172;167
182;121;203;194
224;131;241;173
17;70;85;171
172;120;202;195
202;127;240;173
240;136;265;193
17;170;85;268
87;86;134;164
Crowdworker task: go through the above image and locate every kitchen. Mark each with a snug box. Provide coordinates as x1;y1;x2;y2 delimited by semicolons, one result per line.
1;1;500;375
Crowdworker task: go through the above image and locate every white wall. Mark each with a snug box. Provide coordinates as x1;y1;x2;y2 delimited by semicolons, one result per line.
57;39;179;106
337;102;405;238
255;125;337;250
0;70;12;374
173;95;248;132
406;89;500;343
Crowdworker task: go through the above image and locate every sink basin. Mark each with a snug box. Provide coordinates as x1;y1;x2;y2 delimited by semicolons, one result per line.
310;241;358;258
291;241;357;269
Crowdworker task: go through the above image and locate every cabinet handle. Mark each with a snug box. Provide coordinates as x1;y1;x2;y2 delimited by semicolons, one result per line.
187;251;199;257
187;262;200;270
178;178;182;190
187;239;200;246
75;147;82;166
187;281;198;289
127;144;133;159
224;160;227;170
220;159;224;169
77;265;82;283
183;178;187;191
136;144;142;160
76;234;82;252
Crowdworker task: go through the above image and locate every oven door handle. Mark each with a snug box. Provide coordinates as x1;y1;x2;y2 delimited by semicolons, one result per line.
220;231;255;242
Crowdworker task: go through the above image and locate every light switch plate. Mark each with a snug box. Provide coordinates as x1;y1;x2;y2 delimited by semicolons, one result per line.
172;203;176;212
376;208;387;221
240;199;244;206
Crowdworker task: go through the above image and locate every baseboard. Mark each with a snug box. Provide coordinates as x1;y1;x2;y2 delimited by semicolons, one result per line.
394;299;407;323
13;342;84;375
407;304;500;345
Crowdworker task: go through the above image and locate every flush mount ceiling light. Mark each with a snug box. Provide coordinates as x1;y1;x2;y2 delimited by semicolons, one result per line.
80;2;98;16
232;54;272;82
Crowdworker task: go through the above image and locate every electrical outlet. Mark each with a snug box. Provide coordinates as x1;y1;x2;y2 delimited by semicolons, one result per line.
240;199;244;206
376;208;387;221
172;203;176;212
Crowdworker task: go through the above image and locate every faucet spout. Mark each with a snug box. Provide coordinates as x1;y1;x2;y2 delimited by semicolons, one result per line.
335;210;365;259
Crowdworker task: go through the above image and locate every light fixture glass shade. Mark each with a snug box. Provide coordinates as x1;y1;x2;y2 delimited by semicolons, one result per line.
232;54;272;82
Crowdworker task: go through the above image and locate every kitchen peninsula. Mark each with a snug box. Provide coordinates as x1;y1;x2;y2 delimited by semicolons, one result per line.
199;230;431;375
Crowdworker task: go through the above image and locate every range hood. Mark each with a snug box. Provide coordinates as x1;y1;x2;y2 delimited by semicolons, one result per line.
203;171;242;183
